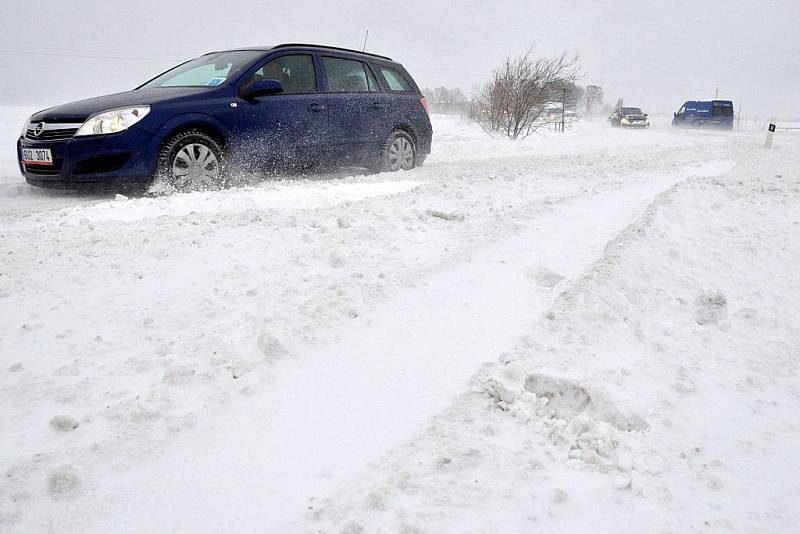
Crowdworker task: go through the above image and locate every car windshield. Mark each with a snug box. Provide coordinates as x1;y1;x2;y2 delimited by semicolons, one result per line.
622;107;643;115
139;51;263;89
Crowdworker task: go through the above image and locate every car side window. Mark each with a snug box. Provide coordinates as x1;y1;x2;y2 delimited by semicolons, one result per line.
678;106;686;115
379;67;410;92
322;57;378;93
252;55;316;94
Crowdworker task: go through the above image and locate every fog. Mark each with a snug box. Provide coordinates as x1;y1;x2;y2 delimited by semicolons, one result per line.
2;0;798;118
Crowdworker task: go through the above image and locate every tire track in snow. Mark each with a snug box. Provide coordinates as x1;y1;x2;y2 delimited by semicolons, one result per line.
56;161;734;532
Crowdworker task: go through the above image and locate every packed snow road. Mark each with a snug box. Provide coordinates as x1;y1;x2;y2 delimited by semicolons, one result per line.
2;109;794;532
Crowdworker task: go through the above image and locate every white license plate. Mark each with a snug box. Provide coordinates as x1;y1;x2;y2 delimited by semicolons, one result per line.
21;148;53;166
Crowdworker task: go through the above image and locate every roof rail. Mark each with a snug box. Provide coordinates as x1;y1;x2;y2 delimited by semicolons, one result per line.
271;43;392;61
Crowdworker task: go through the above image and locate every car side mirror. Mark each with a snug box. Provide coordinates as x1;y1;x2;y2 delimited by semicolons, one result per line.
245;79;284;98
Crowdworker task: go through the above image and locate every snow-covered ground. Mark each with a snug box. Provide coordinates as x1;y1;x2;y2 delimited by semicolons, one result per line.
1;109;798;532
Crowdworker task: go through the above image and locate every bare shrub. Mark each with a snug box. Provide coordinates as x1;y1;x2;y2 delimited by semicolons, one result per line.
468;46;580;139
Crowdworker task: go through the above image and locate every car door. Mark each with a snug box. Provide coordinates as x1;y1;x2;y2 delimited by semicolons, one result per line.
372;63;420;137
234;53;327;169
317;55;383;164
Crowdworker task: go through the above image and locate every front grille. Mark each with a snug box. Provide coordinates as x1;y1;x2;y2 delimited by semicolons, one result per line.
24;158;64;176
25;127;79;141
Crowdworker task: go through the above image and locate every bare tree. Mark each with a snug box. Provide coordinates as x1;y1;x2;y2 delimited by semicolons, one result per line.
567;83;585;112
451;87;466;107
584;85;604;117
467;46;580;139
423;86;468;114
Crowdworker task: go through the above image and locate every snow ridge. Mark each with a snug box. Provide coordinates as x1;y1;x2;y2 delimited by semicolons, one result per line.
308;163;800;533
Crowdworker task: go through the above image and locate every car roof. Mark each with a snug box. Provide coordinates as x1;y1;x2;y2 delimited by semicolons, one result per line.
684;100;733;105
206;43;393;62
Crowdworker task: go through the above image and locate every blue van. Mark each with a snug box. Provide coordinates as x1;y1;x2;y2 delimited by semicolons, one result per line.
18;44;432;191
672;100;734;130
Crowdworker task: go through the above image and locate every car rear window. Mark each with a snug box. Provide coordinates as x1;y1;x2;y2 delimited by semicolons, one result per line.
713;102;733;116
322;57;379;93
379;67;411;92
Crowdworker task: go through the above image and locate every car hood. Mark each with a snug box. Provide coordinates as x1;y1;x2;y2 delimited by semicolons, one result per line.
30;87;217;123
623;114;647;120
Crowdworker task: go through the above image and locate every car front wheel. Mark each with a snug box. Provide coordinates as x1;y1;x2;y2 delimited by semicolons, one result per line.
156;130;225;192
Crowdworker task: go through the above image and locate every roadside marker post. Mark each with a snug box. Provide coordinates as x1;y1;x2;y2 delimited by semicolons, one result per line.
765;117;776;148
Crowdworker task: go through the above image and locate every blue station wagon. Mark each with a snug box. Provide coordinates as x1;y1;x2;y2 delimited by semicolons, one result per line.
17;44;433;191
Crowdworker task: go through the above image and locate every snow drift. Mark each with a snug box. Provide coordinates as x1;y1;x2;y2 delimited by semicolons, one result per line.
308;149;800;533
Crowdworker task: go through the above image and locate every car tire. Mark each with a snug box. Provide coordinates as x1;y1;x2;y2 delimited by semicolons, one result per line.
378;130;417;173
155;130;225;192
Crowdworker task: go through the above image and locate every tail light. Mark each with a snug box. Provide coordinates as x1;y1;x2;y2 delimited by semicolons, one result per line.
420;96;430;116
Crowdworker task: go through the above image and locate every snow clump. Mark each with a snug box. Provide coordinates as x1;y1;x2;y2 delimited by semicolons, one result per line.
47;466;81;497
693;290;728;325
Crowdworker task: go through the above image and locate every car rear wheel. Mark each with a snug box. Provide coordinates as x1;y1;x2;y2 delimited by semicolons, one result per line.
156;130;225;192
380;130;417;172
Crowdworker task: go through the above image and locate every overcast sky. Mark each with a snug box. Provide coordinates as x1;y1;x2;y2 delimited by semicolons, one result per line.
2;0;798;118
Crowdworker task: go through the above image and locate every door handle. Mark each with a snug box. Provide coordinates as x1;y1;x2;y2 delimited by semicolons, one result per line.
371;102;387;110
309;103;326;112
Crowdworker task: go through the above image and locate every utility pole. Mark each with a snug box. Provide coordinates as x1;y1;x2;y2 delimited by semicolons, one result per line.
561;88;566;133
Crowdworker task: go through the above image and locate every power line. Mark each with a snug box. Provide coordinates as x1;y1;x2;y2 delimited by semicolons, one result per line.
406;67;715;94
589;80;714;94
407;66;491;77
5;44;175;55
0;49;492;79
0;47;182;62
0;46;758;97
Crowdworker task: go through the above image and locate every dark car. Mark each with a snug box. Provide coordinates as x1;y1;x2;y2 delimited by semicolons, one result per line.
609;107;650;128
18;44;432;192
672;100;733;130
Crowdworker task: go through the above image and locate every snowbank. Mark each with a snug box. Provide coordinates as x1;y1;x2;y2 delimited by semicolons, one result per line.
307;147;800;533
2;110;795;532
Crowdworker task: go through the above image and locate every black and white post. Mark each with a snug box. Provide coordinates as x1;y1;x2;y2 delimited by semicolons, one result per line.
765;117;777;148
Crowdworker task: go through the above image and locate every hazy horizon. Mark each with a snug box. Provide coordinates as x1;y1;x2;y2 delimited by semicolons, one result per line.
2;1;798;119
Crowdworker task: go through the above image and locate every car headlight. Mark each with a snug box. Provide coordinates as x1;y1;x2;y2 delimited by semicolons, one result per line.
75;106;150;136
621;117;630;124
20;116;31;137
